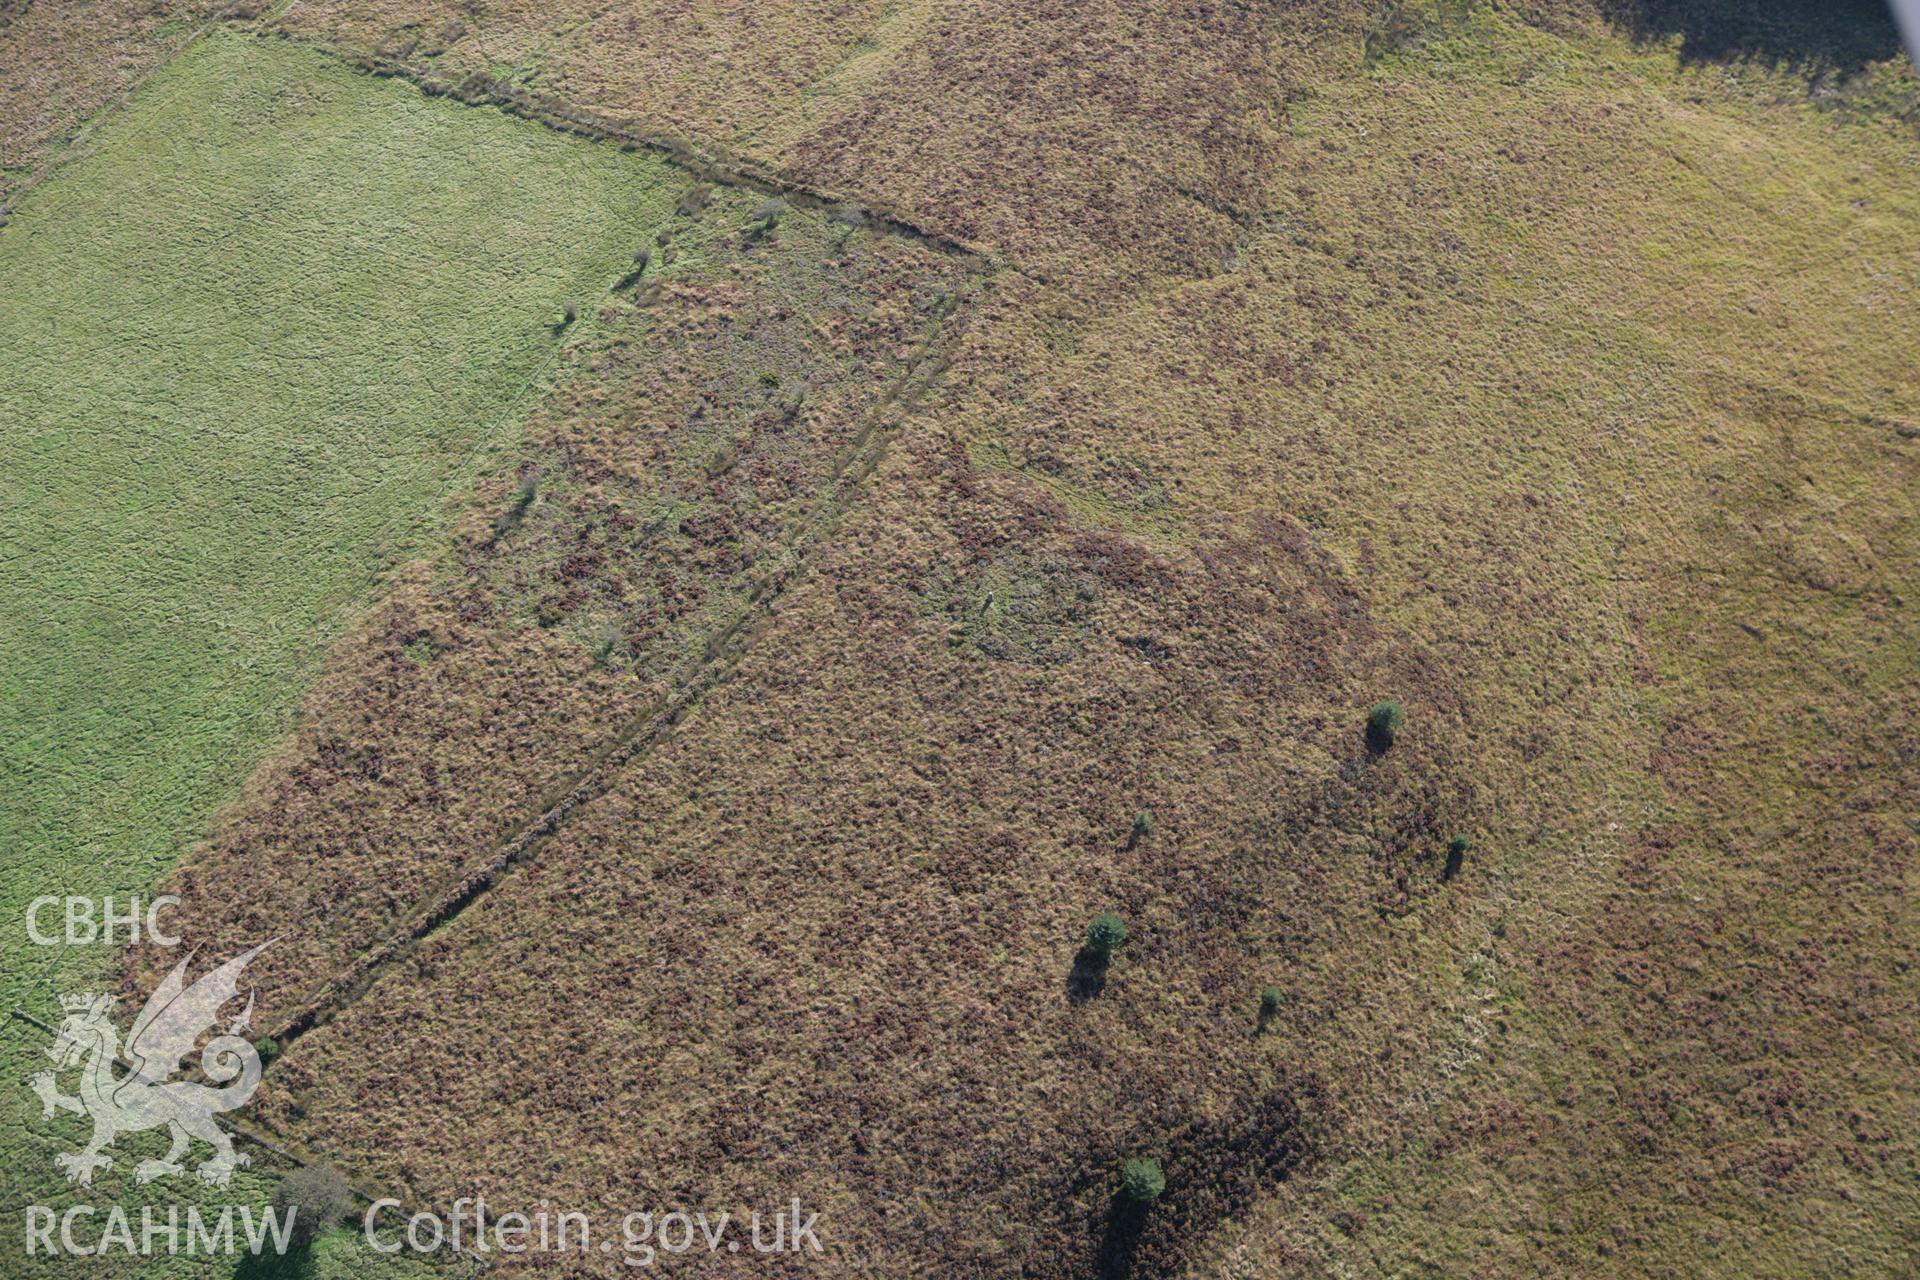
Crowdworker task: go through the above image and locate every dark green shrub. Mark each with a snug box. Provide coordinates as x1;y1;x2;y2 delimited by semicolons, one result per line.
594;624;624;669
1444;834;1471;881
493;470;538;536
1258;986;1283;1029
750;197;785;234
253;1035;280;1066
273;1164;354;1243
779;384;808;420
1365;699;1405;753
1085;911;1128;958
675;183;712;217
614;247;652;290
1130;809;1155;845
1120;1157;1165;1204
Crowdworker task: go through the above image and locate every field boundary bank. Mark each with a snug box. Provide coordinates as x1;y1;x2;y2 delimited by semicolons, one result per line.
2;16;993;1057
255;24;1003;273
0;1;254;222
245;24;996;1056
262;264;983;1059
10;24;989;1249
3;21;714;1016
11;8;992;1047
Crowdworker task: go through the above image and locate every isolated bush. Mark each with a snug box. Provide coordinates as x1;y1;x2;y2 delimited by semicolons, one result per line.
594;623;623;669
1130;809;1155;844
614;247;653;292
779;383;808;420
273;1164;354;1243
1258;986;1284;1029
1365;699;1405;753
253;1036;280;1066
493;470;538;537
675;183;712;217
1085;911;1129;959
750;198;785;234
1444;834;1472;881
1120;1157;1165;1205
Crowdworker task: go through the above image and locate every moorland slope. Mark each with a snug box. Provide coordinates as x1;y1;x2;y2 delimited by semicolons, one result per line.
3;1;1915;1276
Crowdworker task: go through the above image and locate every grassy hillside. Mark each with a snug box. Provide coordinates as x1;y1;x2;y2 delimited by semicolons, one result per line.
0;30;675;1272
1077;7;1920;1273
0;0;1914;1276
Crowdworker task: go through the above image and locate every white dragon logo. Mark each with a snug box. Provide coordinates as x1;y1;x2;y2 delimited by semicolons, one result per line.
30;943;271;1189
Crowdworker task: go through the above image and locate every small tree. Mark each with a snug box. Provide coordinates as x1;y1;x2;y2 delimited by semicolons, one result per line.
273;1164;355;1243
1257;986;1284;1030
1365;699;1405;753
594;623;624;669
750;197;785;234
1130;809;1155;846
494;470;539;537
1444;834;1472;881
615;247;652;291
675;183;713;217
1085;912;1129;959
1121;1157;1165;1205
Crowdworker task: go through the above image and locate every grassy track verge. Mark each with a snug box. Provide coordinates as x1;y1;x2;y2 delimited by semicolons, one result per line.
0;29;676;1273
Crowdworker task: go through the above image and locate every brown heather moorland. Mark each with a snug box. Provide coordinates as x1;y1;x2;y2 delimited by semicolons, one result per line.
0;0;1910;1274
123;191;973;1030
0;0;227;202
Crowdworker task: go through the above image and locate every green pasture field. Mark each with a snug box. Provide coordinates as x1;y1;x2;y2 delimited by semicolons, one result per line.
0;29;675;1274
